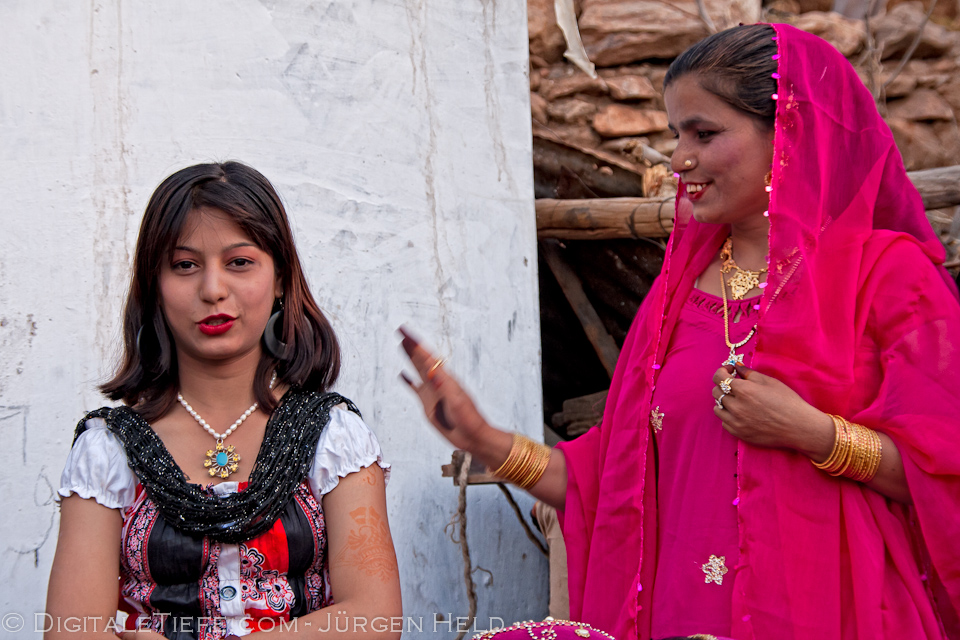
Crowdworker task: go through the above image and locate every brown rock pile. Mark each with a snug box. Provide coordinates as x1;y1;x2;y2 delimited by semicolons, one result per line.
529;0;960;197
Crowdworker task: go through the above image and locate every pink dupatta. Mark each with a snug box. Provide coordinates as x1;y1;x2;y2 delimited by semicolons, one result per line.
557;24;960;640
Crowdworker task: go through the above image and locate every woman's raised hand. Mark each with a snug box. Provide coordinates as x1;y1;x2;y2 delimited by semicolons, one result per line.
711;363;835;459
398;326;569;509
398;326;493;452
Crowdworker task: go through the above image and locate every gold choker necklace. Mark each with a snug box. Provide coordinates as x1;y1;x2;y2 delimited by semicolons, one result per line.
720;236;767;300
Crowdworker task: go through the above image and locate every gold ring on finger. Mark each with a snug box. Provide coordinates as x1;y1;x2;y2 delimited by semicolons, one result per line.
427;357;447;380
719;377;734;395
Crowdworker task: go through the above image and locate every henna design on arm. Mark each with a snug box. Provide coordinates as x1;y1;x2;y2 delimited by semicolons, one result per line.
331;506;399;582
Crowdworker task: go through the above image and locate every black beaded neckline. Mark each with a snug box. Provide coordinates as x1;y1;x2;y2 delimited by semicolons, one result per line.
74;388;358;543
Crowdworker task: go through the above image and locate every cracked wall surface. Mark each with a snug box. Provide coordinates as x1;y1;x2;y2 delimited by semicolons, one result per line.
0;0;544;632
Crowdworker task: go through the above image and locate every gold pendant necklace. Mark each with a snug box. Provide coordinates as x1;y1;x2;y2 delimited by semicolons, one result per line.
720;237;767;300
721;268;757;368
177;371;276;479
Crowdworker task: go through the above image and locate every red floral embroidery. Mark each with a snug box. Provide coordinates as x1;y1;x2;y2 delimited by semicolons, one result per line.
119;490;162;633
198;539;226;639
295;484;331;609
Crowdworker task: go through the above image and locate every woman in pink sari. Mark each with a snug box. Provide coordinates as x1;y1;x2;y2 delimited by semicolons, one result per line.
401;24;960;640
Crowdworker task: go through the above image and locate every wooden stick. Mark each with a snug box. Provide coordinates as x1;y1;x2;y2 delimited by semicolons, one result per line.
536;165;960;239
911;165;960;211
537;196;675;239
541;239;621;378
441;450;501;485
695;0;718;34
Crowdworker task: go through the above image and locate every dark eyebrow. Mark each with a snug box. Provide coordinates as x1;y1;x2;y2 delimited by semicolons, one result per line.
224;242;259;251
173;242;258;253
678;116;716;130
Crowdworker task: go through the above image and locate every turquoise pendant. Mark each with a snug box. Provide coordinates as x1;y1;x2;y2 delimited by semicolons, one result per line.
204;439;240;479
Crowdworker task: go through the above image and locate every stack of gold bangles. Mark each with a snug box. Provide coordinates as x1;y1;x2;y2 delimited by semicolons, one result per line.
491;434;552;490
811;414;882;483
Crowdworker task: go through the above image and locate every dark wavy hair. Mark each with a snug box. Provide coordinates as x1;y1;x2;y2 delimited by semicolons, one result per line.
664;24;778;128
101;161;340;421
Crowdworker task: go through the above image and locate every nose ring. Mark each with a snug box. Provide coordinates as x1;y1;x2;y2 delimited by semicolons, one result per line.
684;160;693;168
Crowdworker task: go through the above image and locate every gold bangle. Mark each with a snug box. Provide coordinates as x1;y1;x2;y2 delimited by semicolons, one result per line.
494;435;525;484
846;424;878;483
812;415;844;472
517;440;551;490
491;433;551;490
813;415;884;484
837;418;856;477
852;426;882;483
844;422;862;479
514;436;551;490
860;427;875;480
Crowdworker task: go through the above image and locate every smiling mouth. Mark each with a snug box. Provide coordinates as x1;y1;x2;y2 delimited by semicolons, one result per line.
686;183;707;194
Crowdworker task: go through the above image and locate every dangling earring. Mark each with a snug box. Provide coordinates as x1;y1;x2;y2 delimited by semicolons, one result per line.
764;170;772;187
264;297;292;360
136;326;147;361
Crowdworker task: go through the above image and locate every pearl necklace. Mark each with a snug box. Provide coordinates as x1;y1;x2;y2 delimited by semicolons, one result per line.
177;371;277;479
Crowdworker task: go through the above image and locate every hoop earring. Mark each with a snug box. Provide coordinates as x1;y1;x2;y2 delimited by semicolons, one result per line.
136;326;146;361
264;301;293;360
135;320;171;374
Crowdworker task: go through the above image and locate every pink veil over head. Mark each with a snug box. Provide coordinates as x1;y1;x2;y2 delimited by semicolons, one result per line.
557;23;960;640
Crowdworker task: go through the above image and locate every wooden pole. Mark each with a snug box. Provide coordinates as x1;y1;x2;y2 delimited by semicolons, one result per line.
541;240;621;378
537;196;675;239
536;165;960;240
911;165;960;210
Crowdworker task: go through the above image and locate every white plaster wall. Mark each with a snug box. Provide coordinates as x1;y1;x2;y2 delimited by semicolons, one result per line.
0;0;545;635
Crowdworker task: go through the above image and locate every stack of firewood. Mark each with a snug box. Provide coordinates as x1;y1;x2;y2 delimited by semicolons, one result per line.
530;0;960;179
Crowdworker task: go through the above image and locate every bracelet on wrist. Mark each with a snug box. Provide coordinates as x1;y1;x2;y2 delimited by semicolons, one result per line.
491;433;552;490
811;414;882;483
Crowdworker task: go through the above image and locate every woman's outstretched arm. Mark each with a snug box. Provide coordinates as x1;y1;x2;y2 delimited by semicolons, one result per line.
398;327;568;511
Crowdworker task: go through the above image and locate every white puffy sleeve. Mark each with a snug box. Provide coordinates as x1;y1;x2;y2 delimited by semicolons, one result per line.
58;418;138;510
307;407;391;500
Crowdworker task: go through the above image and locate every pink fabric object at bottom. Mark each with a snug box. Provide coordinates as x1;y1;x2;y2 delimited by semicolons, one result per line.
557;23;960;640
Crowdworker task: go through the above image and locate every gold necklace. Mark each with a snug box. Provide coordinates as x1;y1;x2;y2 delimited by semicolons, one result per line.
720;237;767;300
721;268;756;368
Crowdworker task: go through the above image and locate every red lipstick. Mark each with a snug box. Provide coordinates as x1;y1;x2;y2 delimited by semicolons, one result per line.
198;314;235;336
